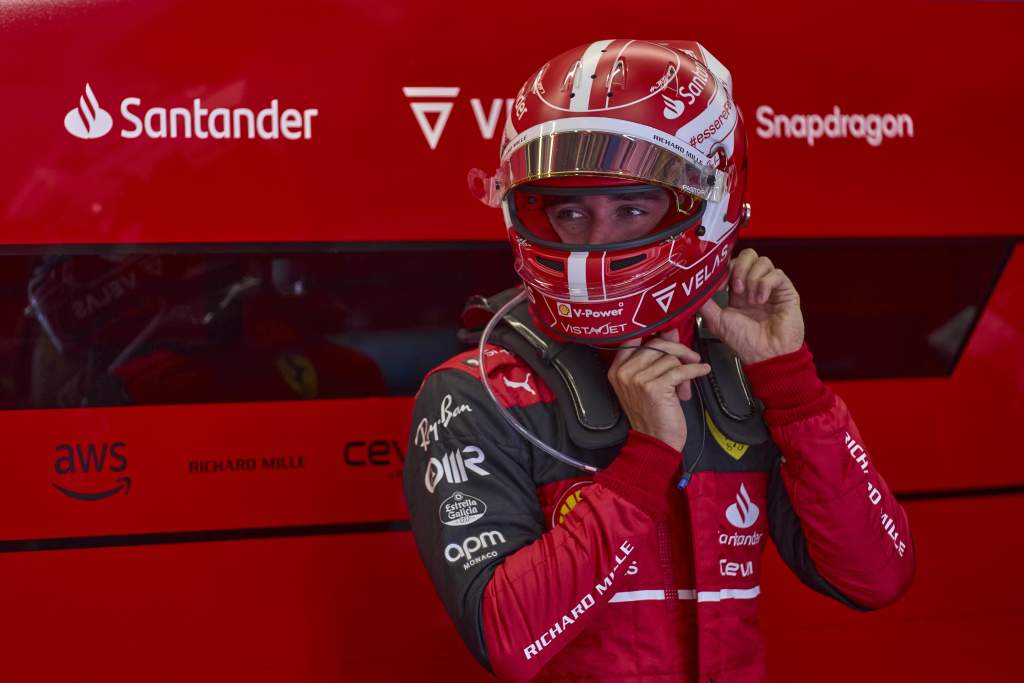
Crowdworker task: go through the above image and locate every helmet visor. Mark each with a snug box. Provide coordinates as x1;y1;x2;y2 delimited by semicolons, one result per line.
505;183;704;250
469;127;727;209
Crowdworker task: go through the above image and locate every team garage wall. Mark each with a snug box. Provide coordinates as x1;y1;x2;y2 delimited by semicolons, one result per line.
0;1;1022;681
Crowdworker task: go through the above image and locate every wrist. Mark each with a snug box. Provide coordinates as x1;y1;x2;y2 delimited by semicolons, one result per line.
595;430;681;519
739;341;803;366
742;341;833;425
628;423;683;453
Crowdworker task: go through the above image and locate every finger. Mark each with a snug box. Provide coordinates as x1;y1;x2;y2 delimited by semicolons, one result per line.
745;256;774;287
610;336;643;371
633;353;685;384
621;337;700;370
657;362;712;389
729;248;759;294
754;268;781;305
618;345;676;375
715;271;729;293
754;268;795;304
698;297;724;336
677;378;692;402
744;257;775;303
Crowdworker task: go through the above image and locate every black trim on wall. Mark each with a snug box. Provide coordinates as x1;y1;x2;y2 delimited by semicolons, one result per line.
0;520;411;553
0;236;1018;400
895;483;1024;503
1;483;1022;553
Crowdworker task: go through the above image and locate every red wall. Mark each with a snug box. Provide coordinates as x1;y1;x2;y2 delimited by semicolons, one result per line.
1;1;1022;681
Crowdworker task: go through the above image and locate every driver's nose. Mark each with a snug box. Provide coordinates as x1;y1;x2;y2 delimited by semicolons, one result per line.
585;211;619;245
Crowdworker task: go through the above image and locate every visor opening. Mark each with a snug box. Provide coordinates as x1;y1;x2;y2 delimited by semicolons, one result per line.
609;254;647;271
535;255;564;272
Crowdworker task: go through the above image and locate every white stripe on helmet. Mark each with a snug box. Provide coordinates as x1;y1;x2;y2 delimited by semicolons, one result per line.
569;39;616;112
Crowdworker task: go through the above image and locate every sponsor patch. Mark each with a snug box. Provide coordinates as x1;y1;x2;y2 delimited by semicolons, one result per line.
705;411;749;461
445;530;506;571
725;482;759;529
439;491;487;527
551;481;592;527
424;445;489;493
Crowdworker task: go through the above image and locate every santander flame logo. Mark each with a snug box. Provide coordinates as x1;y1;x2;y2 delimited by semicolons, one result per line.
662;95;685;120
64;83;113;139
725;483;760;529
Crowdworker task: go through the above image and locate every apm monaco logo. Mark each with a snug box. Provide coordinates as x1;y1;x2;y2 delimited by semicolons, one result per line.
52;441;131;501
402;86;513;149
725;483;759;529
64;82;319;141
445;530;506;570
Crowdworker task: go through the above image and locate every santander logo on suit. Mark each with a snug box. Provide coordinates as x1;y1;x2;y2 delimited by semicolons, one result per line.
725;483;760;529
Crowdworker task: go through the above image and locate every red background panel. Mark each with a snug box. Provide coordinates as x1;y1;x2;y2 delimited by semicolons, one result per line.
0;399;411;541
1;0;1022;682
0;534;488;683
0;0;1022;244
761;495;1024;682
1;495;1020;682
830;243;1024;493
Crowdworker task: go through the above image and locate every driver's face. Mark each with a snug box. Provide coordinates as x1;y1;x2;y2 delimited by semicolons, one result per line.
543;189;672;245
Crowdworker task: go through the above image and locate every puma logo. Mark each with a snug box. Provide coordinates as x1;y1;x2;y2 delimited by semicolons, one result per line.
502;373;536;396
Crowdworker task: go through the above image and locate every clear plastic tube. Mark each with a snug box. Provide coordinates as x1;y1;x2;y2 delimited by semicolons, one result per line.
477;290;707;478
477;290;600;473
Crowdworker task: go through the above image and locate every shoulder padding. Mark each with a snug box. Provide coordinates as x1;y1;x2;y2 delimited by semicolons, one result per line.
457;287;770;450
459;288;629;451
422;344;555;410
693;289;771;446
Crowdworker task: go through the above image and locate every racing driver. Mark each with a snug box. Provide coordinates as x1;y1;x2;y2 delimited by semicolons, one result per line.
403;39;915;682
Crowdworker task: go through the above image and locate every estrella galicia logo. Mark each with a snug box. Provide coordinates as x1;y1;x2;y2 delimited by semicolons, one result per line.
52;441;131;501
64;83;113;139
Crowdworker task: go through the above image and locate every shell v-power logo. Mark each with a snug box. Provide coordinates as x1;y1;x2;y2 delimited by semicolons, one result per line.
52;441;131;501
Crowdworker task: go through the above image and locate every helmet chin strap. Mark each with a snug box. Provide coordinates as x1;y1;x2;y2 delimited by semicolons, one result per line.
575;312;697;356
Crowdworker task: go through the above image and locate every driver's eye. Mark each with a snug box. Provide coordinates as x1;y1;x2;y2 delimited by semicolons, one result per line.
618;206;646;218
554;207;586;221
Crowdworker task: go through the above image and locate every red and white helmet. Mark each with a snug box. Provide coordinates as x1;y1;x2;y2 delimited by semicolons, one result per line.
469;39;750;345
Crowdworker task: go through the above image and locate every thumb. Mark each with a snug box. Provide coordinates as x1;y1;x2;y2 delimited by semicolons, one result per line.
698;296;724;337
658;326;680;343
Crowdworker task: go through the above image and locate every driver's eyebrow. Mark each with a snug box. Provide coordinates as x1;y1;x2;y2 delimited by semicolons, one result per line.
611;191;663;202
544;191;663;207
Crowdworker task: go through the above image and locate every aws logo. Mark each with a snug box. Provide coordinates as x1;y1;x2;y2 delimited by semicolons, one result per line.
52;441;131;501
551;480;592;527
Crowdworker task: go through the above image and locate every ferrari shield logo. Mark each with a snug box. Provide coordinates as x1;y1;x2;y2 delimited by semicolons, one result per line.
704;411;749;461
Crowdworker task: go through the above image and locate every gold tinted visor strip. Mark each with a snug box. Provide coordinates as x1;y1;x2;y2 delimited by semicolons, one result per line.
501;130;725;202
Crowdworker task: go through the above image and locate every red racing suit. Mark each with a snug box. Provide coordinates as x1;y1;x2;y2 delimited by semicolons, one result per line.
403;321;915;682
